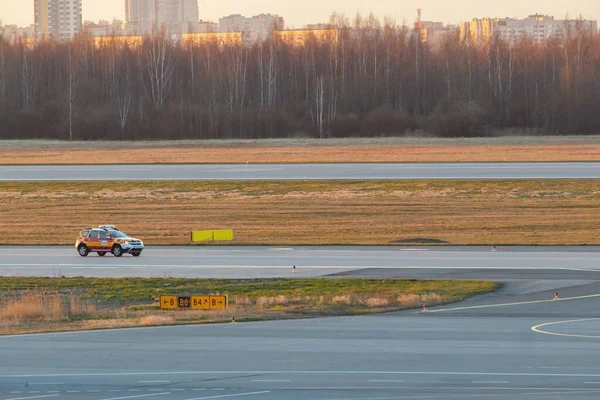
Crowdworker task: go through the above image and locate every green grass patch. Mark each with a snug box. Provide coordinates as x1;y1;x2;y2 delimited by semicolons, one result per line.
0;277;497;335
0;276;497;303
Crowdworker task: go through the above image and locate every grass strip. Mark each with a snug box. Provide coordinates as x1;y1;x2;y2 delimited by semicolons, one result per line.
1;180;599;245
0;277;497;335
1;140;600;164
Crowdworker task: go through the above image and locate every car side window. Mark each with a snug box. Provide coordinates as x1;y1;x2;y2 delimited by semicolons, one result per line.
99;231;109;239
89;231;99;239
81;229;90;237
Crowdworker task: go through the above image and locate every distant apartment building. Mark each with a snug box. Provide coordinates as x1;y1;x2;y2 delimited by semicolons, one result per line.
182;32;242;48
1;24;36;41
218;13;284;43
461;14;598;44
415;21;456;49
274;29;337;47
34;0;82;40
125;0;199;34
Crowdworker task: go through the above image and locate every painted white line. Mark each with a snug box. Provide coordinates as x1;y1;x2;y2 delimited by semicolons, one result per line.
27;383;63;386
139;380;171;384
0;264;598;271
531;318;600;339
184;391;271;400
425;293;600;313
8;370;600;378
472;381;510;384
98;392;170;400
368;380;405;383
3;395;59;400
128;389;141;392
310;388;600;399
585;382;600;384
87;390;100;392
66;391;81;393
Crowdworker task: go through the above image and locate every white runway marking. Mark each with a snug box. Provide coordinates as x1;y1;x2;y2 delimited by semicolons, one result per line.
3;395;59;400
99;392;170;400
6;370;600;378
423;293;600;313
531;318;600;339
183;391;270;400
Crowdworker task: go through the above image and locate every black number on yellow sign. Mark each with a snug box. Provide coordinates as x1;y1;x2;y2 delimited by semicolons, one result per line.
178;296;191;308
211;298;217;306
170;299;175;306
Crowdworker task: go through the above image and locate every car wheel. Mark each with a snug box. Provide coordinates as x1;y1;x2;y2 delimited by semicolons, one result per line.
112;244;123;257
97;252;106;257
78;244;89;257
132;252;141;257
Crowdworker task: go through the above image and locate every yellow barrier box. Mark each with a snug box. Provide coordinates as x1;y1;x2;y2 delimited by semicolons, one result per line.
191;230;214;242
213;230;234;241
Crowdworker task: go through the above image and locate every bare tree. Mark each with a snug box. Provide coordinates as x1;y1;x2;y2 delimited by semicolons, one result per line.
21;47;39;110
65;44;81;141
311;74;325;138
116;61;133;140
0;39;7;105
145;31;174;108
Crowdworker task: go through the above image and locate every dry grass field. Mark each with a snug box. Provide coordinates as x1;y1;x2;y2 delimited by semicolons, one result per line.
0;277;496;334
1;180;598;245
1;137;600;163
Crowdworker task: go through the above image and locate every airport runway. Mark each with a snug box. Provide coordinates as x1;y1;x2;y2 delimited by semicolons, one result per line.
1;281;599;399
1;162;600;181
1;245;599;279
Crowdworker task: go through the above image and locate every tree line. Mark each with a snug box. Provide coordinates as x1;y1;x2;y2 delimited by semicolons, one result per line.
0;13;599;140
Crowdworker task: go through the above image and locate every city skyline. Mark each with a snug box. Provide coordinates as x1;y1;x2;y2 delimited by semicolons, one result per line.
1;0;599;28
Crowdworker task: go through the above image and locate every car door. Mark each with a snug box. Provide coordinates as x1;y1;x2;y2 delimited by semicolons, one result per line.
98;230;113;251
87;230;100;250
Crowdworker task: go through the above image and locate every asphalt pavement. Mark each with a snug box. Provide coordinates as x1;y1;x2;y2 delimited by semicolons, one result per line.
1;162;600;181
1;246;600;399
0;287;599;400
0;245;598;278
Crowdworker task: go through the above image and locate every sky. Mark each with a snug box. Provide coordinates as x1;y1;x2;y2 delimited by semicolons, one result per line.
1;0;599;28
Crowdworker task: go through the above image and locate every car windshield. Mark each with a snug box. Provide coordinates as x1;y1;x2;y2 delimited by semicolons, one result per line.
109;230;128;238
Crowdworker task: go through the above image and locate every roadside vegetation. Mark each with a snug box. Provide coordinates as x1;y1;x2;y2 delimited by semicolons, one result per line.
1;15;599;140
0;277;497;335
1;180;599;246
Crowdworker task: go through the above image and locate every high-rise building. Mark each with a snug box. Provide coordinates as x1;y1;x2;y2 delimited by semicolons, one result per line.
125;0;198;34
34;0;82;40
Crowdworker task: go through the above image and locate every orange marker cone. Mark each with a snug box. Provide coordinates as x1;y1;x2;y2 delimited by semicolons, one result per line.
231;316;236;324
492;246;497;252
422;304;428;312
